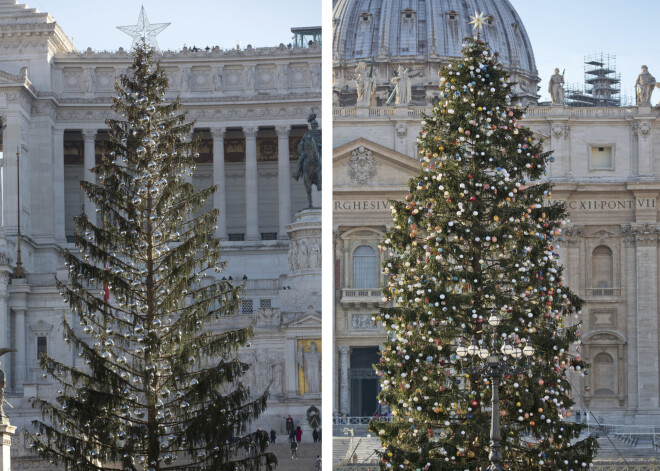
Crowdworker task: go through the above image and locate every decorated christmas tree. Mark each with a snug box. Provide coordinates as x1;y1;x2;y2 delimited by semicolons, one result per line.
29;44;275;471
370;35;597;470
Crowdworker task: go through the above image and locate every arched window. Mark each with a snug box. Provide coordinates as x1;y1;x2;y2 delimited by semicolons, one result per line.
593;352;615;395
592;245;613;290
353;245;378;288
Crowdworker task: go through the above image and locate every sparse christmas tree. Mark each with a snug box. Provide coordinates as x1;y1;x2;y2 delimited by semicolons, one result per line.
29;44;275;471
370;35;597;470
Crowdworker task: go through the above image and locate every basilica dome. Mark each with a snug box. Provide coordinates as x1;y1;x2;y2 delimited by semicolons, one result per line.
332;0;540;105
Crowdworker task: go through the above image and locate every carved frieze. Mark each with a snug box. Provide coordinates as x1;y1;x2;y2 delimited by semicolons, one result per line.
288;63;310;88
351;313;378;330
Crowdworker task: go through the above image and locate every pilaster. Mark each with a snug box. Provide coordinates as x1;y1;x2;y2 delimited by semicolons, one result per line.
276;125;291;239
211;128;227;240
82;129;97;223
53;128;65;242
338;345;350;416
8;278;29;392
244;127;259;241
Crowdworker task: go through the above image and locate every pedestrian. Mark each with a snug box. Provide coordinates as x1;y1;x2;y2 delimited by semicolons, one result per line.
295;425;303;443
315;455;321;471
270;429;276;443
290;439;298;459
318;428;322;442
312;428;319;443
285;415;294;434
289;429;296;443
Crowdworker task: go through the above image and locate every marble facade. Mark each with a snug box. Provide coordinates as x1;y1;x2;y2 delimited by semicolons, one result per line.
333;104;660;425
0;2;321;467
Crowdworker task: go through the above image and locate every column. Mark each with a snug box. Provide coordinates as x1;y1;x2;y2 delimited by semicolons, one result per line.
338;345;350;416
634;231;659;410
624;235;639;412
276;125;291;239
244;127;259;241
0;420;17;471
0;274;9;390
211;128;228;240
636;121;653;177
9;280;29;392
82;129;97;223
53;129;65;242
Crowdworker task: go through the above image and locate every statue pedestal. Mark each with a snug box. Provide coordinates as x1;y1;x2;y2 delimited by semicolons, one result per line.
0;418;16;471
280;209;321;313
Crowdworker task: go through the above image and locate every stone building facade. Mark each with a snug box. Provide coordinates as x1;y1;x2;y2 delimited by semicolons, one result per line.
333;0;660;426
0;1;321;466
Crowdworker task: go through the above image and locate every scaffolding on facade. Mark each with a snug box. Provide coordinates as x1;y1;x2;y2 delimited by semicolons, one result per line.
565;53;631;107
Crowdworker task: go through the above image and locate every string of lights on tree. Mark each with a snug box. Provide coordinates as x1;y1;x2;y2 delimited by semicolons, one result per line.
369;23;597;470
28;43;275;471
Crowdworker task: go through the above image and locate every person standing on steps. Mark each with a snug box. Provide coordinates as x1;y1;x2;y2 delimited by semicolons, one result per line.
312;428;319;443
295;425;303;443
270;429;276;443
289;429;296;443
290;439;298;460
315;455;321;471
285;415;294;434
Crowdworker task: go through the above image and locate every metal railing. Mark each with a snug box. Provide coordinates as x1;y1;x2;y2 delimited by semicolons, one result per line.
585;287;622;297
334;105;646;120
341;288;382;300
333;416;392;425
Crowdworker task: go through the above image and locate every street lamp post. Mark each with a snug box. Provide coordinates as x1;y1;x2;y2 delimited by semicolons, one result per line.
456;310;534;471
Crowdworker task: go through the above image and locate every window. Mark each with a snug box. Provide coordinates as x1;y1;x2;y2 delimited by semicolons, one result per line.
446;10;459;21
592;245;613;294
353;245;378;288
228;233;245;241
590;145;613;169
37;336;47;358
259;298;272;308
241;299;254;314
593;352;615;395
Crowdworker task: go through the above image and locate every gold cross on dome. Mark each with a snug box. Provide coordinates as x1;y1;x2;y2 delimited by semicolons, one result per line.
469;10;487;33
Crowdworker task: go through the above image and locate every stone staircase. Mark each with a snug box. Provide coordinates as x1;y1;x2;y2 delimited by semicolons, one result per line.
269;442;322;471
333;437;382;464
596;434;660;459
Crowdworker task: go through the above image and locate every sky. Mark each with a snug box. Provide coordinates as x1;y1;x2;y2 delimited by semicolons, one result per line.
510;0;660;104
24;0;321;51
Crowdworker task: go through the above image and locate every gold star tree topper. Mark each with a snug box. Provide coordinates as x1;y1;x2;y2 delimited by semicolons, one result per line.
469;10;488;34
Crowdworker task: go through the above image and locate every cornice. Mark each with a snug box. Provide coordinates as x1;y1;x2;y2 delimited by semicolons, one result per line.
53;44;321;62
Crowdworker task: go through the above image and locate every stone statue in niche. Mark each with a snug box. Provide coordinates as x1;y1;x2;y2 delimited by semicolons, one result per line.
548;68;565;105
289;242;298;270
309;240;320;268
311;64;321;89
180;68;191;92
277;66;288;89
246;67;255;92
297;341;321;394
270;359;284;395
214;68;223;91
636;65;656;105
254;355;272;394
296;240;308;270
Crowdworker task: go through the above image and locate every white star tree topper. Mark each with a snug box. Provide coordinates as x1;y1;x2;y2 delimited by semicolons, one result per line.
117;6;170;51
469;10;488;34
